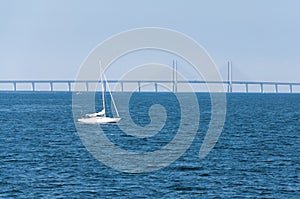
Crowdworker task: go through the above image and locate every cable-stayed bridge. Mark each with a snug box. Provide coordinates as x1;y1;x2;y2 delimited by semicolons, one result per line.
1;62;299;93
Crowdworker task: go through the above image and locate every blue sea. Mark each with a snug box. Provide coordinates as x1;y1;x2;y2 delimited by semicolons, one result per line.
0;92;299;198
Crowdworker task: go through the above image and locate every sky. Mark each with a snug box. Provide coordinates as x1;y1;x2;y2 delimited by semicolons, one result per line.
1;0;300;82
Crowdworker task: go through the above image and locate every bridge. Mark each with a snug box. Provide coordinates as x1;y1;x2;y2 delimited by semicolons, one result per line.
0;80;299;93
1;62;299;93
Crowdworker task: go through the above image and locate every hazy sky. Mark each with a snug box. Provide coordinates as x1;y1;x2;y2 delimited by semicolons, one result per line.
1;0;299;82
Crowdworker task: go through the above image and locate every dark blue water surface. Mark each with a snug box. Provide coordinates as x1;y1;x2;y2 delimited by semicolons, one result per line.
0;92;299;198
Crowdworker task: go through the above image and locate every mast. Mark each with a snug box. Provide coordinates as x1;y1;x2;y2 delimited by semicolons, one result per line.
100;61;105;111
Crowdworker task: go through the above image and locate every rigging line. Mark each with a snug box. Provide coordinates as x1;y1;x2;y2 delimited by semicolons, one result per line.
103;74;120;118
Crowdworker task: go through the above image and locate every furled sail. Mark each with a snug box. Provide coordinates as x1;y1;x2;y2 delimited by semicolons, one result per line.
86;109;105;118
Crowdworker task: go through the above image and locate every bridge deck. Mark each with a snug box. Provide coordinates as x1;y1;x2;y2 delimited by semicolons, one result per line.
0;80;299;93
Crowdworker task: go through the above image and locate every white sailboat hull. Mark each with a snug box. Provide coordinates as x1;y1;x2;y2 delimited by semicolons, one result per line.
78;117;121;124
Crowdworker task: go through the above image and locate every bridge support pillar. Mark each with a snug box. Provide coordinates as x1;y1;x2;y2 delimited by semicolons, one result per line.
13;82;17;91
121;82;124;92
260;83;264;93
289;84;293;93
31;82;35;91
85;82;89;92
50;82;53;92
103;81;106;93
138;81;141;92
68;82;71;92
275;84;278;93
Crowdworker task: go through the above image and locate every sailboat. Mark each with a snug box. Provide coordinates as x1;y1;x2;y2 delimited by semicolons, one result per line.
78;63;121;124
